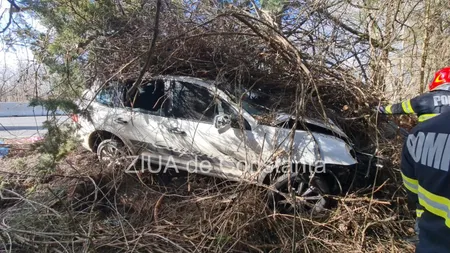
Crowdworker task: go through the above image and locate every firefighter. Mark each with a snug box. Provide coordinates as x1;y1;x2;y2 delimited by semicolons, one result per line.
377;67;450;244
401;110;450;252
376;66;450;122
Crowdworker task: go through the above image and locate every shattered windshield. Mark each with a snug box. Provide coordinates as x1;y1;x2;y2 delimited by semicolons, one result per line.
224;88;272;116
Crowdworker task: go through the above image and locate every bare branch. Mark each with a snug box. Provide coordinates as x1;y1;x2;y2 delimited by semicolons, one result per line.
126;0;162;100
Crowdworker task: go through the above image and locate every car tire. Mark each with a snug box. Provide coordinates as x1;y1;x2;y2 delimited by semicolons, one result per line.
267;172;330;215
96;138;131;167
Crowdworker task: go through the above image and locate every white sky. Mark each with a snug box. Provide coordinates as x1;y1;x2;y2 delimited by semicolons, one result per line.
0;0;44;72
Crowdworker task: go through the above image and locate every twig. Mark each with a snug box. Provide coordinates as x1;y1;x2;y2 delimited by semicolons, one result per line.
153;194;165;225
126;0;162;100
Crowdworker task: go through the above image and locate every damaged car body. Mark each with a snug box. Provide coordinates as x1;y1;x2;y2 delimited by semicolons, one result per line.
73;75;378;213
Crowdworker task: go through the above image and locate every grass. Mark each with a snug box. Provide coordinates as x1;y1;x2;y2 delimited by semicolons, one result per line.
0;142;416;253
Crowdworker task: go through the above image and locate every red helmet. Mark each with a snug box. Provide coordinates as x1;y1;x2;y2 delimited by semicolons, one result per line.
429;67;450;91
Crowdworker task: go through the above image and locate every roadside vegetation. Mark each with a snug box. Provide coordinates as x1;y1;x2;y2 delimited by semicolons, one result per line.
2;0;449;252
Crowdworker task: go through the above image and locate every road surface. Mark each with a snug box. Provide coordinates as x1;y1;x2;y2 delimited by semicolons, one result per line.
0;116;70;139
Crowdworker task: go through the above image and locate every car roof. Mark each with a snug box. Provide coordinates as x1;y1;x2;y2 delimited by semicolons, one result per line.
88;75;233;104
150;75;217;89
98;75;218;90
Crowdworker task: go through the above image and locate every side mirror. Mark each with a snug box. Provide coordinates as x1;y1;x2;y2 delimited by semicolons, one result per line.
214;114;231;133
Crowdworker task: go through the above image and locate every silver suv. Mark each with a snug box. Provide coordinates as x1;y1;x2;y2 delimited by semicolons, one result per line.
73;75;368;212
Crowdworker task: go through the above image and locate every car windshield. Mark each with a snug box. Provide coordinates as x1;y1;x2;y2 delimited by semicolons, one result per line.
224;89;272;116
242;98;270;116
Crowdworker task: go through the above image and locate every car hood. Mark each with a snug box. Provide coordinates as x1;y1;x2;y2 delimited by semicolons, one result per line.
255;119;357;168
268;112;349;140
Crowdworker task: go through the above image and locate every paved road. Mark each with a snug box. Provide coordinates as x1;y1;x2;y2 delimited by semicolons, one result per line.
0;116;70;139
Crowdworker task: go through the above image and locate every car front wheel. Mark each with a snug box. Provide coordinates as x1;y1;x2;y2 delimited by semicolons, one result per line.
96;138;131;167
267;172;330;215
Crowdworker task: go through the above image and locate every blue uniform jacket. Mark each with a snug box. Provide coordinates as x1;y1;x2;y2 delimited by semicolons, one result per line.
401;111;450;252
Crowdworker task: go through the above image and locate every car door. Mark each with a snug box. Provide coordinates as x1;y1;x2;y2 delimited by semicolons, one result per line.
163;80;260;179
90;82;139;143
204;97;262;179
116;79;172;157
117;79;208;172
159;80;218;166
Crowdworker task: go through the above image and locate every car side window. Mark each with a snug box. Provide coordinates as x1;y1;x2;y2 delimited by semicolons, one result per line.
170;81;216;122
126;79;168;114
96;84;124;107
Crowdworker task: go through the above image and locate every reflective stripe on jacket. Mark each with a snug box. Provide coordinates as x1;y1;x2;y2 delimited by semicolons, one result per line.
385;88;450;122
401;112;450;252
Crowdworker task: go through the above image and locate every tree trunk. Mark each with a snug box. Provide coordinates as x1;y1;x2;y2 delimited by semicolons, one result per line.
419;0;434;94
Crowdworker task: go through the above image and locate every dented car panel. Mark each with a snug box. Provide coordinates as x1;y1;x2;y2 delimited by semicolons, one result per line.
74;75;358;184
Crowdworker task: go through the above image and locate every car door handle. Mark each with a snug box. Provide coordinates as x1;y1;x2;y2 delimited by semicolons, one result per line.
114;117;128;124
168;127;186;135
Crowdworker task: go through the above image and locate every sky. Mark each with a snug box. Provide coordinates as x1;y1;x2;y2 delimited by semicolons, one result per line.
0;0;43;71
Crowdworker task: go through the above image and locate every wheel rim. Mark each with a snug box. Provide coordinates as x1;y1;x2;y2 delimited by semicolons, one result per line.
99;143;127;167
274;176;327;214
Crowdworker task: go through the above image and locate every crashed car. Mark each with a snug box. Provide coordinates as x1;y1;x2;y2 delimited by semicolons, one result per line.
72;75;376;212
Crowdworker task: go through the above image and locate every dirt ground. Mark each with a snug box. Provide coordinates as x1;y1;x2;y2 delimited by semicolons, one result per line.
0;143;417;253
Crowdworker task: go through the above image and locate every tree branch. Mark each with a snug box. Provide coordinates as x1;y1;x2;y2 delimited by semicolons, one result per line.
314;4;385;48
1;0;30;33
7;0;21;11
126;0;162;100
0;8;13;34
